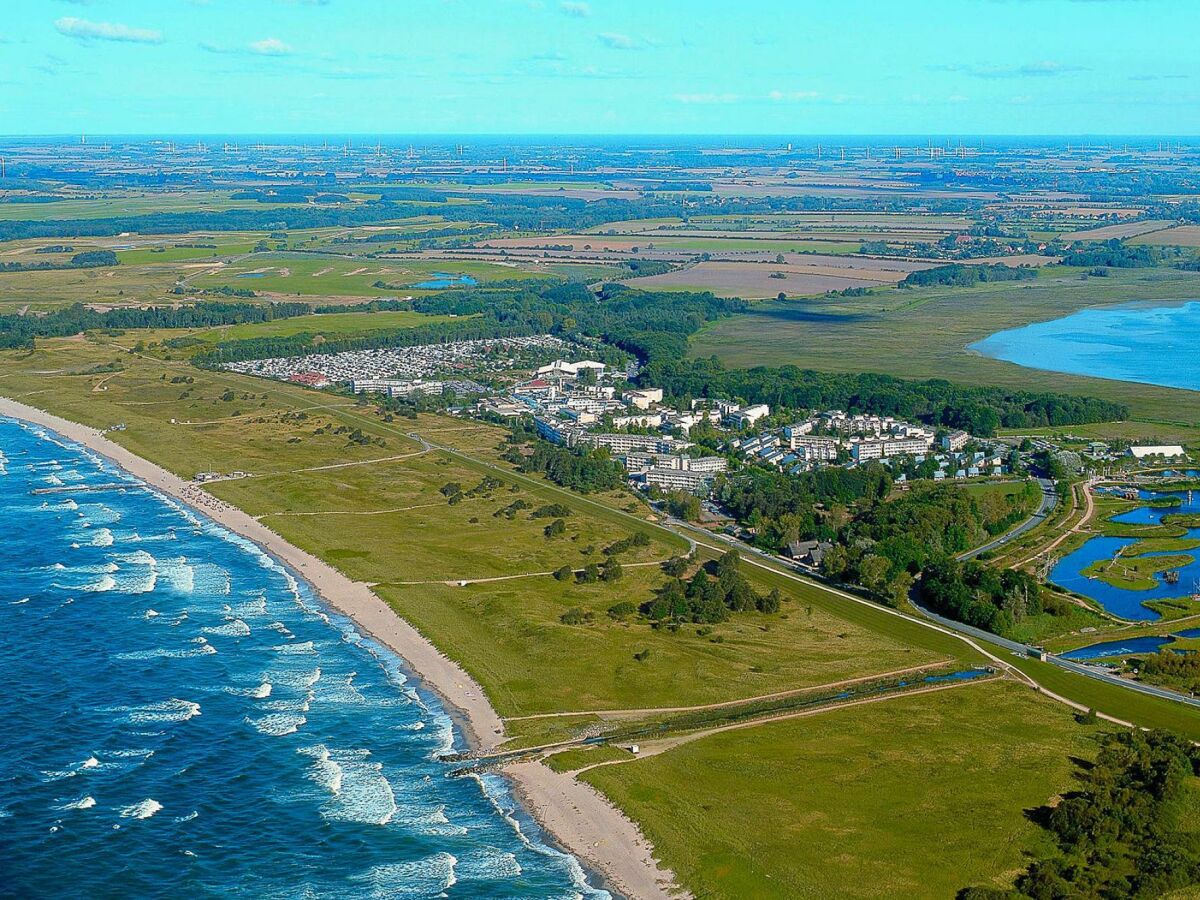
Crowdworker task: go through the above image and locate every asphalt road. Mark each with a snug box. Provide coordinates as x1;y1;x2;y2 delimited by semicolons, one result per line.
958;477;1058;561
412;430;1199;713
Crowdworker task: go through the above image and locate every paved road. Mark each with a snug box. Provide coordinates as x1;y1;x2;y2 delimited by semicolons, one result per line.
911;597;1200;710
958;477;1058;561
411;429;1200;713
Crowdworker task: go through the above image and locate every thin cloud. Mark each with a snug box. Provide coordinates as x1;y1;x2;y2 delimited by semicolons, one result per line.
560;1;590;16
931;60;1086;78
768;90;820;102
598;32;638;50
249;38;293;56
54;17;164;45
676;92;739;104
201;38;295;57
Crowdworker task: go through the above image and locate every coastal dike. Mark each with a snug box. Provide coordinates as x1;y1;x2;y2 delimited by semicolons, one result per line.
0;395;684;900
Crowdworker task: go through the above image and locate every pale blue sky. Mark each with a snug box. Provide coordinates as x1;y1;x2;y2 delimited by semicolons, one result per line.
1;0;1197;135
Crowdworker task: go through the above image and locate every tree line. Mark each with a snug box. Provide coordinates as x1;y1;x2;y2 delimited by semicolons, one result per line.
643;357;1127;435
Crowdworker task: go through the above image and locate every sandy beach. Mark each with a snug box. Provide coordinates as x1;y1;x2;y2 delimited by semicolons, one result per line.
0;395;683;900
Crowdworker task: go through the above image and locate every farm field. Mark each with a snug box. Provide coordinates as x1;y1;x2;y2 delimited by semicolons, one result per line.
1065;219;1176;241
482;234;863;255
690;266;1200;429
190;253;540;297
1131;225;1200;247
0;191;308;221
195;309;461;342
584;681;1101;899
628;261;884;298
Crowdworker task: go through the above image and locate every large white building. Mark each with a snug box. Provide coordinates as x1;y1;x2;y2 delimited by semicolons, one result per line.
1128;445;1186;460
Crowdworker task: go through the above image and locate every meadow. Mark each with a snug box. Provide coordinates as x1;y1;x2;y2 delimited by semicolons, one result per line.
190;253;538;297
585;681;1104;899
690;266;1200;431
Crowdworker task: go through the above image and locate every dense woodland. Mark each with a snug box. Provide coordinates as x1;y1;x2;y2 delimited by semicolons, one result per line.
962;730;1200;900
0;300;310;351
899;263;1038;288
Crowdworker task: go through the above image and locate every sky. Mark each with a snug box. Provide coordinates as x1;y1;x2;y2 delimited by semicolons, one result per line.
1;0;1198;136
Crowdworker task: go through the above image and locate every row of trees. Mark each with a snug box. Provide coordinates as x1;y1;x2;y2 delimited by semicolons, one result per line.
0;300;311;351
898;263;1038;288
0;248;118;274
644;357;1127;435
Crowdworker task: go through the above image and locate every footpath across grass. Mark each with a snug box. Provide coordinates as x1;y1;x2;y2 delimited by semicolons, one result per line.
584;680;1105;899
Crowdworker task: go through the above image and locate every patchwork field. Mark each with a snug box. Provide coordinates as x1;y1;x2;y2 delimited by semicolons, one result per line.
190;253;537;297
690;266;1200;428
1131;225;1200;247
628;261;884;298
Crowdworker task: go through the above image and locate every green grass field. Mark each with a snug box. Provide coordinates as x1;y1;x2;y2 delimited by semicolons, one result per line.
0;191;307;221
689;267;1200;429
191;253;543;297
585;681;1102;899
195;309;460;342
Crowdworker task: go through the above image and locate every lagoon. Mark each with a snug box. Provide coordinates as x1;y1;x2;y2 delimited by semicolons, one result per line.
970;301;1200;392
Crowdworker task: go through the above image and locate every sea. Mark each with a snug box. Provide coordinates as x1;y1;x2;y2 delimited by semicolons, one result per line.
969;301;1200;392
0;417;607;899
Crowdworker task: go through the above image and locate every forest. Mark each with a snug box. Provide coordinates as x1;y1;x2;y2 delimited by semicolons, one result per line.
962;730;1200;899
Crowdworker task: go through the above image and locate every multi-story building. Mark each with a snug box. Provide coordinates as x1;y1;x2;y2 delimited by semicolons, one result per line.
641;467;716;496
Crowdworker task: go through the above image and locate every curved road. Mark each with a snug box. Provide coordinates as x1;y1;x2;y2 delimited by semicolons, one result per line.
958;477;1057;561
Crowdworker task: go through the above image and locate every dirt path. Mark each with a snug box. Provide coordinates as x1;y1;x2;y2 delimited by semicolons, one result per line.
505;662;952;722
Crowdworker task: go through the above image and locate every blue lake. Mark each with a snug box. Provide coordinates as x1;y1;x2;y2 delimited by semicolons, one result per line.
1061;628;1200;660
414;273;479;289
1051;489;1200;621
0;419;603;898
970;301;1200;392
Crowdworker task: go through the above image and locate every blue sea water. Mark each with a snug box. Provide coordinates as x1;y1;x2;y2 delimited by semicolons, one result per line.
0;418;605;899
969;301;1200;392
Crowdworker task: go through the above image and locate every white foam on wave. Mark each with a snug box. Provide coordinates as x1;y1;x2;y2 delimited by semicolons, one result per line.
88;528;114;548
266;621;294;638
119;799;163;820
43;474;65;487
190;562;231;596
349;853;458;897
298;744;399;825
225;680;273;699
83;574;116;593
246;712;307;736
11;597;30;605
393;802;469;837
103;699;201;725
456;846;524;881
113;642;216;661
144;609;160;619
58;796;97;811
272;640;315;655
157;557;195;594
231;593;267;618
202;618;250;638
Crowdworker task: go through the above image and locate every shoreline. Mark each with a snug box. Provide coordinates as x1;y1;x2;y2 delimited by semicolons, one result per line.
0;396;682;900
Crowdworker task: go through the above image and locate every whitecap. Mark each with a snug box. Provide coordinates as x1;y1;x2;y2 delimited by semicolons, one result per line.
88;529;114;548
11;597;30;605
144;609;160;619
298;745;398;825
272;641;315;655
247;712;307;736
202;618;250;638
349;853;458;897
82;574;116;593
103;699;201;725
58;796;97;811
119;799;163;820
